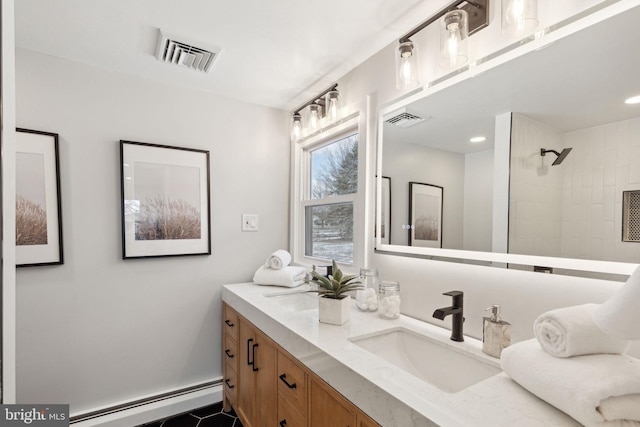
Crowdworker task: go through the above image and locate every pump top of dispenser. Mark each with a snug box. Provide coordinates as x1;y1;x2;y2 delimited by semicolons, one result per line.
485;305;502;322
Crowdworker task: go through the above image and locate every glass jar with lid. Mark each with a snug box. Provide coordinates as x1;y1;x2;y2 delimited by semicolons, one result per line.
356;268;379;312
379;281;401;319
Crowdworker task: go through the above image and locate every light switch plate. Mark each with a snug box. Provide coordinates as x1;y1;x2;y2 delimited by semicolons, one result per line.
242;214;259;231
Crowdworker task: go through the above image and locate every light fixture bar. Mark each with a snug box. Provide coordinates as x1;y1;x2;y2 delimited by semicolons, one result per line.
399;0;489;43
293;83;339;115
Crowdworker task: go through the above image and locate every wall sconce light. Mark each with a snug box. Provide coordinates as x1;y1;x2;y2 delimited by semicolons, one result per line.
440;9;469;69
502;0;538;37
395;0;489;88
290;84;340;141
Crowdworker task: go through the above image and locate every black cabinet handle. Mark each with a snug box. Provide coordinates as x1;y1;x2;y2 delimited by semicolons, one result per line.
225;319;234;327
247;338;254;367
225;349;234;358
225;379;234;389
252;343;259;372
279;373;297;389
279;420;286;427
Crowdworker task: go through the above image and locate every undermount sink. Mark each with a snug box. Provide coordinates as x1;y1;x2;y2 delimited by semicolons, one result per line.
349;327;501;393
265;290;318;311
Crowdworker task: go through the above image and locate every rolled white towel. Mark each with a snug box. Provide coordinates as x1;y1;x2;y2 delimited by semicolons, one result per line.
594;265;640;340
264;249;292;270
534;303;629;358
253;265;306;288
501;339;640;427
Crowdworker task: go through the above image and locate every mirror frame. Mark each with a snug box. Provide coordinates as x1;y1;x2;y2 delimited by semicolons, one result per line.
375;0;640;277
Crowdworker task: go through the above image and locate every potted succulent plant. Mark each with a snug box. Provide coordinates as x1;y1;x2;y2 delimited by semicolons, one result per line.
310;260;363;325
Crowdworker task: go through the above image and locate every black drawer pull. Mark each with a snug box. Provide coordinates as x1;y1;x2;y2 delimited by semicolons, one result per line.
279;373;297;389
225;349;234;358
225;319;234;327
225;379;234;389
279;420;286;427
247;338;254;367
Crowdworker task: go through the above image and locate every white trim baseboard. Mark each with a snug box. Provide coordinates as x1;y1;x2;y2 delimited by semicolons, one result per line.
70;383;222;427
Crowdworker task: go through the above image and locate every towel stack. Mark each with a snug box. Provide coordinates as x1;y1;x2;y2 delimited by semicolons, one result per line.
501;266;640;427
253;250;306;288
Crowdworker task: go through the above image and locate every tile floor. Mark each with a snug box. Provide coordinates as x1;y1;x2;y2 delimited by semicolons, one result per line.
137;402;243;427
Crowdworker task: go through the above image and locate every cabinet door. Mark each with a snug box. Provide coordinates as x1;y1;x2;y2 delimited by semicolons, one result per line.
309;376;357;427
237;318;257;427
253;329;277;427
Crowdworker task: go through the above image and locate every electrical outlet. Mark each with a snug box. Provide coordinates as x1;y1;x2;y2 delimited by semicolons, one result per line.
242;214;259;231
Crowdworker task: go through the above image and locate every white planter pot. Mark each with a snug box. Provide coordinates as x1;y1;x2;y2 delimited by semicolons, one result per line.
318;295;351;326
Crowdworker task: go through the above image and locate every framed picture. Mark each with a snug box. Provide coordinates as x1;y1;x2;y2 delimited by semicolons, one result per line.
409;182;443;248
375;176;391;245
16;128;64;267
120;140;211;259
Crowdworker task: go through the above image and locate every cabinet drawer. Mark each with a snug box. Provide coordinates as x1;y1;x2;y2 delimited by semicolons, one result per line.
224;361;238;405
277;392;306;427
223;304;239;341
277;352;307;411
223;333;238;364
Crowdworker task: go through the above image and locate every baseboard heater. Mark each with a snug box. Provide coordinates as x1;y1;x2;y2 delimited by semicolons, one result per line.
70;379;222;425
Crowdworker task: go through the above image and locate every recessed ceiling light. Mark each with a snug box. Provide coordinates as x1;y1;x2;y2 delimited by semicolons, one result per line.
470;136;486;143
625;95;640;105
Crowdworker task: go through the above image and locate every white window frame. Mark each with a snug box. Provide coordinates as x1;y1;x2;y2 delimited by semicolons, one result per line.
290;111;366;272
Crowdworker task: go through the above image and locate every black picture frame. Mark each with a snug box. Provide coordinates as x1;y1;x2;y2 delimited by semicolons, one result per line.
16;128;64;267
120;140;211;259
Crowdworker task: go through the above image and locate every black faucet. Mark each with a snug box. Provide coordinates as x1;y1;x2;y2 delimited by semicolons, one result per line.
432;291;464;342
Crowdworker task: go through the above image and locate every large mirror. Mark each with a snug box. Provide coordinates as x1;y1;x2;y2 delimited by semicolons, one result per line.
376;4;640;276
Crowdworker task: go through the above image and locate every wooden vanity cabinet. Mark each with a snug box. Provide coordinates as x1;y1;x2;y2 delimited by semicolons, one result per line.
222;303;381;427
237;316;278;427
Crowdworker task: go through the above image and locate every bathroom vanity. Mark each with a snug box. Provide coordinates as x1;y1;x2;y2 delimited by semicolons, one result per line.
222;283;583;427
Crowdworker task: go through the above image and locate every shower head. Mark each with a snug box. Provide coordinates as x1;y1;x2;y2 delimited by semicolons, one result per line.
540;148;573;166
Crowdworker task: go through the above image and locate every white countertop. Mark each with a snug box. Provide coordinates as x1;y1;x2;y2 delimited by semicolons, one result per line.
222;282;581;427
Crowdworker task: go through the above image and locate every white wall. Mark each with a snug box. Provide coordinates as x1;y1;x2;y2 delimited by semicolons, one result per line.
324;0;640;357
463;150;493;252
2;0;18;403
15;49;290;414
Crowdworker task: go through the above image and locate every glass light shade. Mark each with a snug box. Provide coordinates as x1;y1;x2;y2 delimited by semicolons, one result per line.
325;90;342;123
502;0;538;37
440;9;468;69
395;41;419;90
307;104;321;133
291;113;303;142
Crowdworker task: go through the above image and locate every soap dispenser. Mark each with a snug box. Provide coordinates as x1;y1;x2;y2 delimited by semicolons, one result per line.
482;305;511;358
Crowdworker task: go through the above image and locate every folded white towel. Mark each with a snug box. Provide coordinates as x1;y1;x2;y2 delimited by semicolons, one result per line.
501;339;640;427
253;265;306;288
594;265;640;340
534;303;629;357
264;249;291;270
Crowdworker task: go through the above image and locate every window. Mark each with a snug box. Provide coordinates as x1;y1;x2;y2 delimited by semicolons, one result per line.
292;117;364;268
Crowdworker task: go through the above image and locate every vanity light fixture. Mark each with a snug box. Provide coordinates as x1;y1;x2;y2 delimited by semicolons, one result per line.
395;0;489;88
625;95;640;105
502;0;538;38
440;9;469;69
469;136;486;143
290;83;340;141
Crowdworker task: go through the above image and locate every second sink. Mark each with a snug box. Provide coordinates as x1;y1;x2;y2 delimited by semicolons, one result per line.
349;327;501;393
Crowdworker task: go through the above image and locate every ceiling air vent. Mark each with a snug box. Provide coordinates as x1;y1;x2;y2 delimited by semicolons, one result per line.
155;30;221;73
384;108;427;128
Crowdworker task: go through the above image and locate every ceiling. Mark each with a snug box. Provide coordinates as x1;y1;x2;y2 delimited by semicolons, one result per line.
383;3;640;154
15;0;451;111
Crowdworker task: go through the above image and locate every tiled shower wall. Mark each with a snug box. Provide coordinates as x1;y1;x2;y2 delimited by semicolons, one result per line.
510;114;640;263
562;117;640;262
